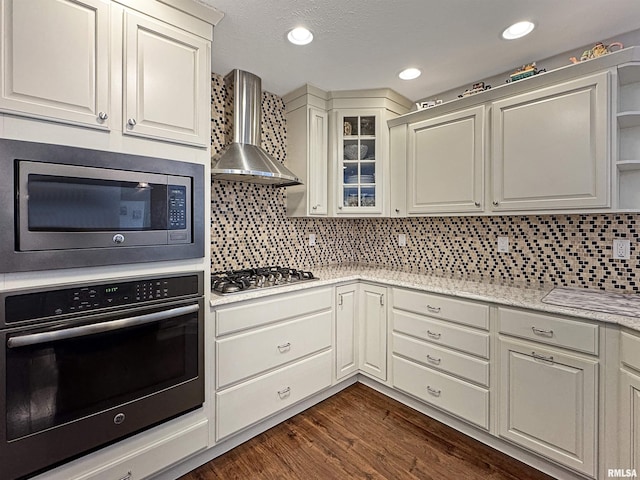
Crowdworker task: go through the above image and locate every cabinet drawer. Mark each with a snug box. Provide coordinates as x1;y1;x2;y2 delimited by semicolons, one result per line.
393;355;489;430
216;288;332;335
393;288;489;330
216;350;332;440
393;310;489;358
621;330;640;372
498;307;599;355
392;332;489;387
216;310;332;388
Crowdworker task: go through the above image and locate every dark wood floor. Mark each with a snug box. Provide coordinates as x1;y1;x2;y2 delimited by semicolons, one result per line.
180;383;555;480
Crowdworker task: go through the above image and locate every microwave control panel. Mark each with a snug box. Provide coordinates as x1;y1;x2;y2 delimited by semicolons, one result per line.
168;185;187;230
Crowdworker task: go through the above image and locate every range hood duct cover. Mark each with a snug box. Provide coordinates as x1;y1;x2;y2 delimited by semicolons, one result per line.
211;69;302;187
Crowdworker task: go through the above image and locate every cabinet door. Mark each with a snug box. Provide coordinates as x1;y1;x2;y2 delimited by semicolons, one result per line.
407;105;484;214
620;369;640;472
336;110;383;215
309;107;328;215
123;9;209;146
359;284;387;380
492;72;609;211
0;0;109;128
499;338;598;477
336;284;358;380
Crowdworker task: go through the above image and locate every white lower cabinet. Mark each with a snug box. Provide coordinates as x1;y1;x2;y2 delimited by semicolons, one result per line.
336;284;358;380
393;355;490;429
358;283;388;380
214;288;333;441
620;330;640;472
391;287;491;430
498;337;598;477
216;351;332;440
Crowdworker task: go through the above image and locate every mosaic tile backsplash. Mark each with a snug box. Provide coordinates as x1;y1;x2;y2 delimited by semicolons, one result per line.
210;73;639;292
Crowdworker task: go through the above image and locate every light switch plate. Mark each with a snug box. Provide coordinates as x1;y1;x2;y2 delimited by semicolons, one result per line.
309;234;316;246
398;234;407;247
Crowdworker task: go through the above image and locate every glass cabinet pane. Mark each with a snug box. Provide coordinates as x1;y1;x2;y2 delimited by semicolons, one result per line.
339;112;379;211
360;116;375;136
361;187;376;207
343;117;358;136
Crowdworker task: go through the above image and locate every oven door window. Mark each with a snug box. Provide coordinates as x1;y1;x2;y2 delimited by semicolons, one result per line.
5;307;199;441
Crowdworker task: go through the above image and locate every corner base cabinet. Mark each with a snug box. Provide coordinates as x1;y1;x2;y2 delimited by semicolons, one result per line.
358;284;387;380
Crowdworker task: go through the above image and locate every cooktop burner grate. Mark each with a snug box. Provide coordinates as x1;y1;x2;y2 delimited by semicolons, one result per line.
211;266;316;294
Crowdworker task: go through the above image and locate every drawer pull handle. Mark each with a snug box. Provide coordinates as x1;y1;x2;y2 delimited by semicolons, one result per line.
277;387;291;399
531;326;554;337
426;354;441;365
426;305;441;313
277;342;291;353
426;330;441;340
532;352;554;364
426;386;441;397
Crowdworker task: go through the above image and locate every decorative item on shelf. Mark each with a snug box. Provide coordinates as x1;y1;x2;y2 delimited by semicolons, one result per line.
458;82;491;98
569;41;624;64
416;99;443;109
343;121;352;136
506;62;546;83
344;144;368;160
361;194;375;206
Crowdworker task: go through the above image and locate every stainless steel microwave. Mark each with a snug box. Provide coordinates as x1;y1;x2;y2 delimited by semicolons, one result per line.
0;139;204;272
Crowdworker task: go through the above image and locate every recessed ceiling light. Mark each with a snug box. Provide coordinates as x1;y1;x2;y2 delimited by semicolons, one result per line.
287;27;313;45
502;21;535;40
399;68;421;80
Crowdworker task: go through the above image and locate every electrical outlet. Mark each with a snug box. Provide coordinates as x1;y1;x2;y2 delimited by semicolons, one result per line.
309;234;316;246
497;236;509;253
613;239;630;260
398;234;407;247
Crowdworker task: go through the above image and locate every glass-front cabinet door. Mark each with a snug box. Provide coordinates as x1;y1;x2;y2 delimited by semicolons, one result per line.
337;111;382;214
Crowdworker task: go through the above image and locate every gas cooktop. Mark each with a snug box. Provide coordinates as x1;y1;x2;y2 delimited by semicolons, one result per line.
211;266;317;295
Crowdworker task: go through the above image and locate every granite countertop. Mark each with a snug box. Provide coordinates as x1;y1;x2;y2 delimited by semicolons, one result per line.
209;264;640;333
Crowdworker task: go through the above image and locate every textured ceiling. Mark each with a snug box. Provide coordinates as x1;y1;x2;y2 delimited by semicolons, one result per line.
202;0;640;102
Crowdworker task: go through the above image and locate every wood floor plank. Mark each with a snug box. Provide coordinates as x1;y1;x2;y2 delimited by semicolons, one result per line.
180;383;556;480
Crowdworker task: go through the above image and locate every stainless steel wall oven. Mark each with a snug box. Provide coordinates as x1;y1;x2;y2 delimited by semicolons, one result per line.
0;138;205;273
0;272;204;480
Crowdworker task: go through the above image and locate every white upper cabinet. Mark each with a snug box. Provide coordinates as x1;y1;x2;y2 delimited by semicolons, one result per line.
406;105;484;214
0;0;214;148
284;85;330;217
0;0;110;129
284;86;412;218
388;48;640;216
123;9;210;146
491;72;610;211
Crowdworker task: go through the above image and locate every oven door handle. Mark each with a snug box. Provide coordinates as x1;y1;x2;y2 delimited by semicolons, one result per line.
6;304;199;349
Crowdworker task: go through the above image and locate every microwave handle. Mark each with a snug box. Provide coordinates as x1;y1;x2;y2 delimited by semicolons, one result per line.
7;304;199;349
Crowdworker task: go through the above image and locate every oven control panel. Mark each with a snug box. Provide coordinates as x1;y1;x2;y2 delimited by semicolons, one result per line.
3;272;203;324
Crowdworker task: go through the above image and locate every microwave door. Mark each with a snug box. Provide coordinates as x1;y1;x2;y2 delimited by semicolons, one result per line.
17;162;173;251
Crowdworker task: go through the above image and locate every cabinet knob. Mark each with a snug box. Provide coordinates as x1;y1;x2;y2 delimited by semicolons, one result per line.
98;111;108;121
127;118;137;127
492;200;499;207
474;202;480;207
312;204;320;210
395;208;400;213
338;206;343;210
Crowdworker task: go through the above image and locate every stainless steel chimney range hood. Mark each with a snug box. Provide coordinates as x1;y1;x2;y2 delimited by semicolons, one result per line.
211;69;302;187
